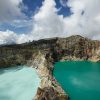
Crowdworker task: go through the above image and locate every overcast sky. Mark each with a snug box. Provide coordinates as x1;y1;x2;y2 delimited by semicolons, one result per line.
0;0;100;44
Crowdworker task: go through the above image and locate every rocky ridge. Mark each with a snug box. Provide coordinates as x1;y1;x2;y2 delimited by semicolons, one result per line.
32;52;68;100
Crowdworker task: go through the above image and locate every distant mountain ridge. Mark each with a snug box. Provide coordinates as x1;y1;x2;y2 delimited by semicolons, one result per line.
0;35;100;67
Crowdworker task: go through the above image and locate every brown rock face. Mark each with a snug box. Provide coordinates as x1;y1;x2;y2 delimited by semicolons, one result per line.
32;52;68;100
0;35;100;68
34;87;68;100
47;35;100;62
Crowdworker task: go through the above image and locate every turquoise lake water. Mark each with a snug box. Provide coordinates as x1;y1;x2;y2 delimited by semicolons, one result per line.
54;61;100;100
0;66;40;100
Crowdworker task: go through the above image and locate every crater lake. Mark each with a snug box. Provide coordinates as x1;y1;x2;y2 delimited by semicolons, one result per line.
53;61;100;100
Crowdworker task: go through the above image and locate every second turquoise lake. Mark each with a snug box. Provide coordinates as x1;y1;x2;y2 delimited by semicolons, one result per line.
53;61;100;100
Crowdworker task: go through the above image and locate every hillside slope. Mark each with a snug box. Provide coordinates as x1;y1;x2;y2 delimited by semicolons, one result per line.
0;35;100;67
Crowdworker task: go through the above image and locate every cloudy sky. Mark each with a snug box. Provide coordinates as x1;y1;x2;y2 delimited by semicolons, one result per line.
0;0;100;44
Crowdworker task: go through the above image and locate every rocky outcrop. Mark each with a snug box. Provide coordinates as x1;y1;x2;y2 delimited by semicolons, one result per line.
32;52;68;100
50;35;100;62
0;44;36;68
0;35;100;68
34;87;68;100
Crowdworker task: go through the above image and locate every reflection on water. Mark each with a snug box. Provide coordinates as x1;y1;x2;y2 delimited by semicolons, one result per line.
0;66;40;100
54;61;100;100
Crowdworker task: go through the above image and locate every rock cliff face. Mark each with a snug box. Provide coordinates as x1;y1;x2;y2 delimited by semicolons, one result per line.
0;35;100;68
0;35;100;100
32;52;68;100
56;35;100;62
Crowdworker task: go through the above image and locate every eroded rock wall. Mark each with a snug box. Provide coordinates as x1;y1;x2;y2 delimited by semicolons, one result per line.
32;52;68;100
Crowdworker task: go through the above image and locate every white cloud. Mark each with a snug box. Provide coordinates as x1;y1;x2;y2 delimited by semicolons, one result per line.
66;0;100;38
0;0;100;44
31;0;100;40
0;0;26;23
0;30;32;44
0;30;17;44
31;0;65;40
